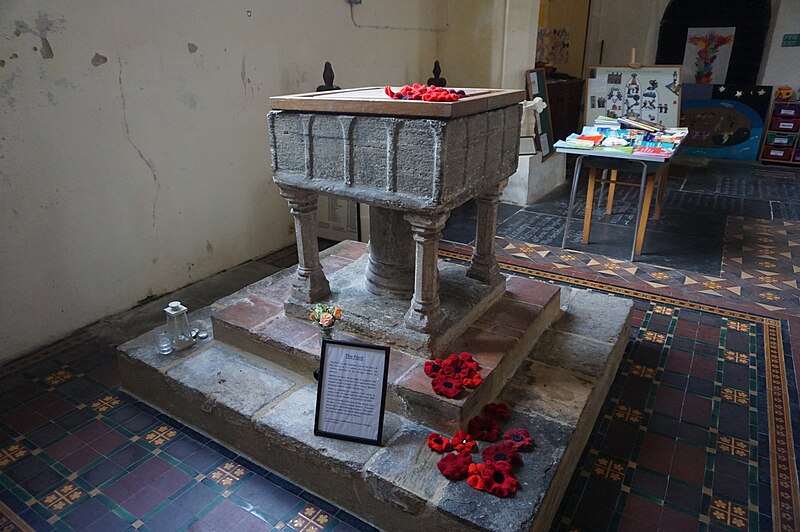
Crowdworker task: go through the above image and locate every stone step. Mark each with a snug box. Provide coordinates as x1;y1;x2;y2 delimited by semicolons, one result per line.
391;276;561;432
208;241;562;433
118;285;632;532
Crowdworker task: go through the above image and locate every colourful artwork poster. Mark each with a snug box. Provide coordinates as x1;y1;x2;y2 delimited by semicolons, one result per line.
680;83;772;160
536;28;570;65
681;27;735;84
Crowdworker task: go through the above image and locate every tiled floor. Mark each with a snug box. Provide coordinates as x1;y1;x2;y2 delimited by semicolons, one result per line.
440;156;800;531
0;245;373;532
2;157;799;531
437;245;799;531
445;157;800;275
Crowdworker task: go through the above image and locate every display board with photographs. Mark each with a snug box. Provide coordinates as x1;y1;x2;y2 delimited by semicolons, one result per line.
584;65;682;128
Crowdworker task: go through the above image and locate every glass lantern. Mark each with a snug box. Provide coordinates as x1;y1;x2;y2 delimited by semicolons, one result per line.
164;301;196;351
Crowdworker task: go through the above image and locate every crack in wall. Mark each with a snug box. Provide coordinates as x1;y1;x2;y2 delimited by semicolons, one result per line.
117;57;159;228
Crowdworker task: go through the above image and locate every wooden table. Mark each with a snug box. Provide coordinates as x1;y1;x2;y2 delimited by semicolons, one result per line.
556;146;678;261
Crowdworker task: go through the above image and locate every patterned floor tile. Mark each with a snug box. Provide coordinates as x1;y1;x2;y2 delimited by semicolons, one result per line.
40;482;85;513
209;461;248;488
0;444;30;469
89;395;121;414
142;424;178;447
288;503;334;531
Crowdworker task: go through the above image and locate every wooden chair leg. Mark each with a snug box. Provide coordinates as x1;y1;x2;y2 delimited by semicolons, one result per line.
654;162;670;220
582;168;597;244
635;173;656;255
605;169;618;215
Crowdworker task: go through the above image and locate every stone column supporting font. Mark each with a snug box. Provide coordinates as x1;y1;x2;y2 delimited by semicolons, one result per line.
403;211;449;332
364;206;416;299
467;182;505;284
279;186;331;303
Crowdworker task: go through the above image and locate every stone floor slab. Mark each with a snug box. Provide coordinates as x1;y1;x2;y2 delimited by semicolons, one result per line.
255;385;403;469
555;288;633;345
166;345;294;418
438;410;572;532
364;423;450;516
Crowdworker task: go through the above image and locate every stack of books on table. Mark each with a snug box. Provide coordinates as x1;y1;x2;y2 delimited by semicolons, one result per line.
632;143;673;157
554;134;601;149
594;116;620;129
554;125;688;157
617;115;665;133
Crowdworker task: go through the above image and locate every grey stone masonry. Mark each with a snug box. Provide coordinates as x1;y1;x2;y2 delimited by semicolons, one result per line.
270;103;522;336
268;105;522;212
279;187;331;304
467;182;505;285
118;284;632;532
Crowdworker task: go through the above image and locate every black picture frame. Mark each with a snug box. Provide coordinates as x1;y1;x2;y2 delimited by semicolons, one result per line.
525;68;555;161
314;339;391;446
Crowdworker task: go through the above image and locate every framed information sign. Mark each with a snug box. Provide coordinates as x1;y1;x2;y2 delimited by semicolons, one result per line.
525;68;555;160
314;339;391;446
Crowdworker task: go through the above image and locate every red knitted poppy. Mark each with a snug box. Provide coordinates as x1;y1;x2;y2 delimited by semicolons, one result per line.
462;371;483;388
458;351;480;369
451;430;476;453
481;460;518;497
467;415;501;442
431;373;464;399
426;432;452;453
440;353;476;379
423;358;444;378
466;463;485;491
485;402;511;420
437;452;473;480
504;428;535;452
385;84;466;102
482;441;524;467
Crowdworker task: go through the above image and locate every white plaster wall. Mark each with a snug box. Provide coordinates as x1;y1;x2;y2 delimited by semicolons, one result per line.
584;0;670;67
436;0;506;88
759;0;800;87
500;0;540;89
0;0;439;361
436;0;539;90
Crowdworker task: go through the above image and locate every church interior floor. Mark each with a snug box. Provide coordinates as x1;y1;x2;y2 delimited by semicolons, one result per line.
0;158;798;531
440;156;800;531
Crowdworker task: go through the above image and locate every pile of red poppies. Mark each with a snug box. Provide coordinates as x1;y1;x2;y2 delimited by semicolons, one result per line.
385;84;467;102
424;352;482;399
426;402;535;497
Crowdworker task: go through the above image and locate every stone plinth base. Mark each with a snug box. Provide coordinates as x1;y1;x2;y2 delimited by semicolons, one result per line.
210;242;562;432
285;255;507;357
118;277;632;531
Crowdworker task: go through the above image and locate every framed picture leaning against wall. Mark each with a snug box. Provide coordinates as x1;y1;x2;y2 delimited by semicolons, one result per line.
525;68;555;160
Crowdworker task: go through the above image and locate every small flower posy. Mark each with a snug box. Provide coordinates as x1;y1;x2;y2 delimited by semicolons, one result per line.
308;304;343;328
426;402;536;498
